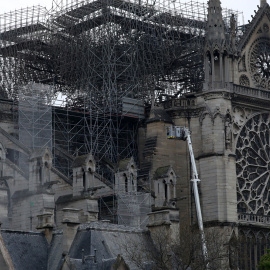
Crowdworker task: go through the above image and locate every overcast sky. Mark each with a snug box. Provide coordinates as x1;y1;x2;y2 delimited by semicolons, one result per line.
0;0;261;24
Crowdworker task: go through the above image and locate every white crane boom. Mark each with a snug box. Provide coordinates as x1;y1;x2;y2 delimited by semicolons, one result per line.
167;126;208;265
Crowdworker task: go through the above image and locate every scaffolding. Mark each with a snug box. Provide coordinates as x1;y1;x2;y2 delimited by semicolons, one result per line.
117;192;151;228
19;83;53;150
0;0;242;226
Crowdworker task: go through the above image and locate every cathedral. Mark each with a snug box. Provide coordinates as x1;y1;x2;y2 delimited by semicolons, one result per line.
0;0;269;269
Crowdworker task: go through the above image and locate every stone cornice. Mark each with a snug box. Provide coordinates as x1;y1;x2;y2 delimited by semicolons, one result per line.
162;97;206;118
165;107;206;119
202;91;232;101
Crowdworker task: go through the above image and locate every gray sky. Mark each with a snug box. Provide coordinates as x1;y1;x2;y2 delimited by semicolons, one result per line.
0;0;260;24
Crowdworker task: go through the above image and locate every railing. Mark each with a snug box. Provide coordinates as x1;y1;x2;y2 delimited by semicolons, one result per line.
238;212;270;225
205;82;270;100
233;84;270;99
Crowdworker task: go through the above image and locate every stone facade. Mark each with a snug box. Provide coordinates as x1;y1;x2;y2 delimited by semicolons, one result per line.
138;1;270;268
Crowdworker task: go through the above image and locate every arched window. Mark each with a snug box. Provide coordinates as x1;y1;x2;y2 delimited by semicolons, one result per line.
229;232;238;269
39;163;42;183
130;173;134;191
124;174;128;192
257;232;266;266
82;168;86;190
238;230;246;269
164;180;167;201
170;179;174;199
266;233;270;250
247;231;256;270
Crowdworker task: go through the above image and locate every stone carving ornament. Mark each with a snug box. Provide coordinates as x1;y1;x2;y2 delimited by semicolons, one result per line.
232;106;254;142
263;23;270;33
236;113;270;215
249;38;270;89
239;75;250;87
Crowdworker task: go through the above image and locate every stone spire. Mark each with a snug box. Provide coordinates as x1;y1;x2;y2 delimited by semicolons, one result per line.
261;0;267;7
204;0;233;91
206;0;225;44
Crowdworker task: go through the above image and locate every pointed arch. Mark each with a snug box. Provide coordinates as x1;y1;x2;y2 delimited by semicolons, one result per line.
238;229;247;269
229;231;238;270
246;231;256;270
257;231;266;262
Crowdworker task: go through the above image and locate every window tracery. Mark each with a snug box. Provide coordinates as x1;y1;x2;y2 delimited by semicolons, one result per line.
232;106;256;150
249;38;270;89
236;113;270;215
238;229;269;269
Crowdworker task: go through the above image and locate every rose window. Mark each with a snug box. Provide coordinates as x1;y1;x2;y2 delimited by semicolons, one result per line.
236;113;270;215
249;38;270;89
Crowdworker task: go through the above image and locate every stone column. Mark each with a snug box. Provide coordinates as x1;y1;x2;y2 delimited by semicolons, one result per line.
211;52;215;87
205;55;210;83
224;57;229;83
220;53;224;87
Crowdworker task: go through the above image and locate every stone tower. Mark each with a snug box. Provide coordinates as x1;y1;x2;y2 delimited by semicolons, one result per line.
198;0;238;224
140;0;270;267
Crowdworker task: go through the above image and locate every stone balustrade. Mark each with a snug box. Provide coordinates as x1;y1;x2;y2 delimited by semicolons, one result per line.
233;84;270;99
238;212;270;225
